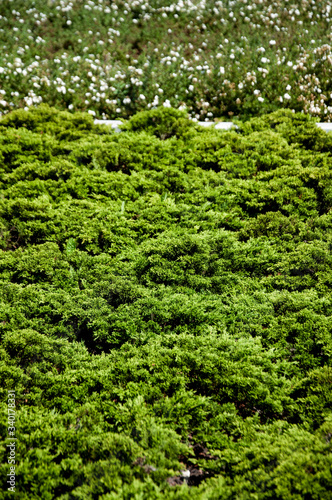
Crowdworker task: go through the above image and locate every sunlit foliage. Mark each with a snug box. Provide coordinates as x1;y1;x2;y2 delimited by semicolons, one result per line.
0;106;331;498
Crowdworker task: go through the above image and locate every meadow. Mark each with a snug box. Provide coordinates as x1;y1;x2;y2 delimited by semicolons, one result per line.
0;105;331;498
1;0;332;121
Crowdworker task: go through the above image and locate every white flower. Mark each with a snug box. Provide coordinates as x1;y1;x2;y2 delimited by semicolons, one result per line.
123;97;131;104
68;104;74;110
238;82;243;89
220;66;225;74
88;110;96;116
139;94;145;100
258;96;264;102
163;100;171;107
284;93;291;100
269;40;276;45
254;89;260;95
189;85;194;91
286;85;291;91
261;57;269;64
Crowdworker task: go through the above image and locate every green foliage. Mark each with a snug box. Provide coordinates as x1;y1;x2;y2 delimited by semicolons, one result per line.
123;107;197;140
0;106;331;498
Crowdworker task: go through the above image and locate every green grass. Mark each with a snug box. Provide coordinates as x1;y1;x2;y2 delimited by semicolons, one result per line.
1;0;332;120
0;105;331;498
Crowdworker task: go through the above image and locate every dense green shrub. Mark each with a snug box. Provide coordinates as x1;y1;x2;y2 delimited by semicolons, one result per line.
122;107;197;140
0;106;331;498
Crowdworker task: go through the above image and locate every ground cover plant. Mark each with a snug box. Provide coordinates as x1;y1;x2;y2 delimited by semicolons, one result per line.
1;0;332;121
0;105;331;498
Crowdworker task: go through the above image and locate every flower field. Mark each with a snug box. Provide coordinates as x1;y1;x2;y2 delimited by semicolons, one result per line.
0;105;331;498
1;0;332;120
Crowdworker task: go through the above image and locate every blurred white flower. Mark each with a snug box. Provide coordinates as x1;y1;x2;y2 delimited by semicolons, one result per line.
254;89;260;95
88;110;96;116
152;95;159;106
163;100;171;107
286;85;291;91
258;96;264;102
284;93;291;100
269;40;276;45
220;66;225;74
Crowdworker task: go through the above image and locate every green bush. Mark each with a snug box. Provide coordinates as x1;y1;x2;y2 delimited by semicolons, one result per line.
123;107;197;140
0;106;331;498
